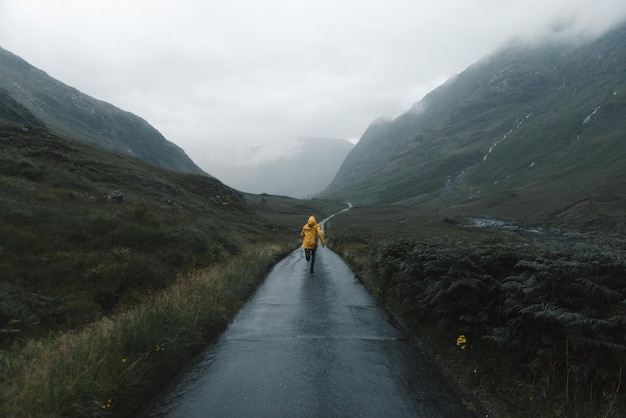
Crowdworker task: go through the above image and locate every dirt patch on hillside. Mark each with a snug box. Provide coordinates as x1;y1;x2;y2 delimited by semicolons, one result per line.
553;200;598;224
548;198;626;237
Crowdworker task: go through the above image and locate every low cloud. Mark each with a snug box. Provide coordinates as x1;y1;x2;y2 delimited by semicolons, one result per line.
1;0;625;184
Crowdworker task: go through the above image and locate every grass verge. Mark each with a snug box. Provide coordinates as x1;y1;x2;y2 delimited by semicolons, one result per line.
0;242;293;418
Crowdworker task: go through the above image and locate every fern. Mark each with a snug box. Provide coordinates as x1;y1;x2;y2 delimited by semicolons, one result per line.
369;235;626;410
574;276;622;302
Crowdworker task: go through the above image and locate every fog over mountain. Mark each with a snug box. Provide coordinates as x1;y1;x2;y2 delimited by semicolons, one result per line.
216;137;353;198
4;1;625;177
0;45;353;197
322;19;626;229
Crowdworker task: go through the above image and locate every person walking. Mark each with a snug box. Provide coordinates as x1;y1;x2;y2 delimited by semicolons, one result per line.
301;215;325;274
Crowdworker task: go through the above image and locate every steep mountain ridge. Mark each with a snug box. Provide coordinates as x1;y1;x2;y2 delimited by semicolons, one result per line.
322;21;626;229
0;47;204;175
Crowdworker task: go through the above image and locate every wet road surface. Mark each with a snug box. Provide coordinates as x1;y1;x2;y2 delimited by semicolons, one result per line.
149;245;475;417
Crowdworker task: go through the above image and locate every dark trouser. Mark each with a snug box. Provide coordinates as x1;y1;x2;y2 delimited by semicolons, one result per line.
305;248;317;272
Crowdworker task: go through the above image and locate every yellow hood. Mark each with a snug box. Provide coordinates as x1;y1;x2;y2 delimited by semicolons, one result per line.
301;215;324;249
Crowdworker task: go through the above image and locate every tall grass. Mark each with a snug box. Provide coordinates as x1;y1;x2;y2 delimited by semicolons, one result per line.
0;242;292;418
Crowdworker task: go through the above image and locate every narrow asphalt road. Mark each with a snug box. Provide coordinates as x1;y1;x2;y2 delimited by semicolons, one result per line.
149;227;476;417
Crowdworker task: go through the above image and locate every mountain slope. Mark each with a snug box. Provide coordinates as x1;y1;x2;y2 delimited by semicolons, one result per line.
322;21;626;229
0;47;204;174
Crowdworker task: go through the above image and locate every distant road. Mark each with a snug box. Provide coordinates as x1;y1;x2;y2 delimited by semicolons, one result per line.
148;217;477;417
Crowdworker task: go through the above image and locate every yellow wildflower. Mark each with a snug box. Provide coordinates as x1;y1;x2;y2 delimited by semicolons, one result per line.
102;398;112;409
456;334;467;349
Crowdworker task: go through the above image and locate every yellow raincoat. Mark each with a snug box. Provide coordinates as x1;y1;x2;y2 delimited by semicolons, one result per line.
301;216;325;249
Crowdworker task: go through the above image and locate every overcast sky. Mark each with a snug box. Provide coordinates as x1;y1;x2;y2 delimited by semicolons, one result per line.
1;0;625;180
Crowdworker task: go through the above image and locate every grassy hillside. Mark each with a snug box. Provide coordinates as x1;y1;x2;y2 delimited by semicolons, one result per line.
0;121;343;343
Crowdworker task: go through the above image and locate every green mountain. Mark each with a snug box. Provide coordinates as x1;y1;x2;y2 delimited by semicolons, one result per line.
322;21;626;231
0;47;204;174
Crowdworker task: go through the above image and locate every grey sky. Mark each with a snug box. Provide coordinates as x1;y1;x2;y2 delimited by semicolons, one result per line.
1;0;625;181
